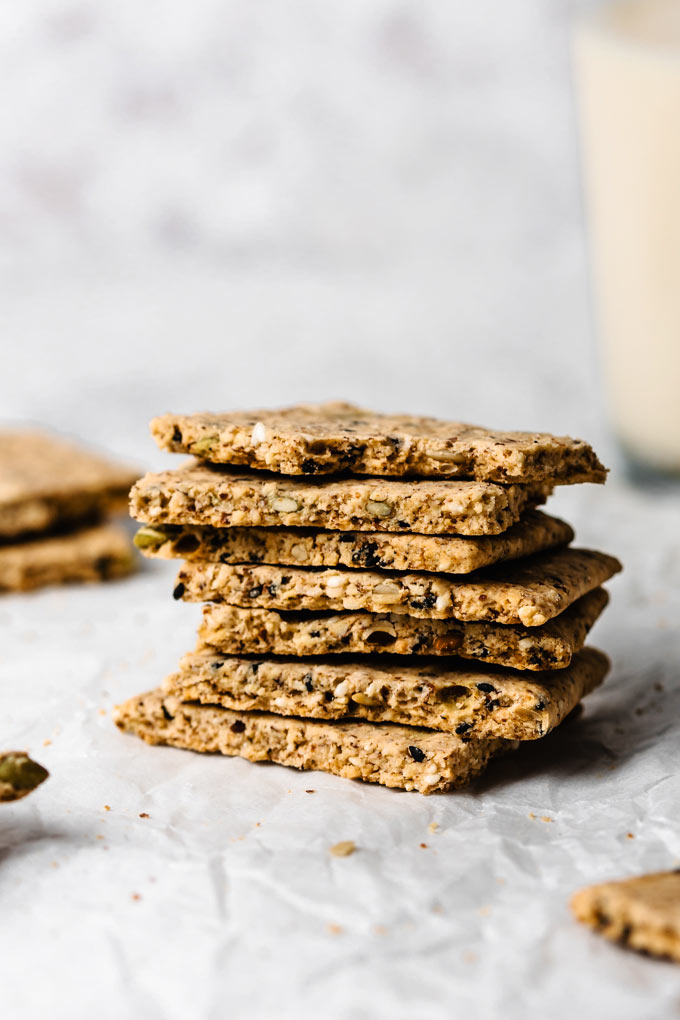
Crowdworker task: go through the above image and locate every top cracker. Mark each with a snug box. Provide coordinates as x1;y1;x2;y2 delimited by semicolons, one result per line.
150;402;607;484
0;430;138;539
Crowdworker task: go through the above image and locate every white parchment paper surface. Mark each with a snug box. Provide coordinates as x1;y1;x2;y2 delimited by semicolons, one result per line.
1;480;679;1020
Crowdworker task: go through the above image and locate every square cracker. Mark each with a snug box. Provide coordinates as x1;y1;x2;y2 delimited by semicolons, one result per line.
165;646;609;740
571;872;680;963
150;402;606;484
175;547;621;627
134;509;574;576
0;430;137;538
0;522;135;592
130;463;551;537
113;689;513;794
198;588;609;670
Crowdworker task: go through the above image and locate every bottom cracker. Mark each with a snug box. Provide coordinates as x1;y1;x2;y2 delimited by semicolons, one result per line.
571;871;680;963
0;522;135;592
113;689;514;794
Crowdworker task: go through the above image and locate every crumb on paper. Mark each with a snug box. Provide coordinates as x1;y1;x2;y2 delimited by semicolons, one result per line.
104;805;111;812
305;789;316;794
330;840;356;858
428;822;439;834
327;923;343;935
42;739;51;747
139;812;149;819
541;816;553;823
528;812;536;820
479;905;491;916
420;843;428;849
95;834;104;840
131;893;141;902
373;925;387;935
463;950;477;964
627;832;635;839
98;709;107;716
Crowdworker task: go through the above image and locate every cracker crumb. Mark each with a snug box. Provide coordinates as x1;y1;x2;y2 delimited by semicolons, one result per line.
541;816;553;823
373;925;387;935
428;822;439;834
463;950;477;964
626;832;635;839
42;739;51;747
420;843;428;849
139;812;150;819
330;840;356;858
98;709;107;716
327;923;343;935
305;789;316;794
479;905;491;916
528;812;536;820
104;805;111;812
131;893;141;902
95;834;104;840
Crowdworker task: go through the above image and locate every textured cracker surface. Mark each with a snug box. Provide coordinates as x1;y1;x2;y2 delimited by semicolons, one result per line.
0;523;136;592
130;463;551;536
114;690;512;794
0;430;138;538
135;509;573;575
165;647;609;739
571;872;680;963
200;589;609;669
150;402;606;484
176;547;621;626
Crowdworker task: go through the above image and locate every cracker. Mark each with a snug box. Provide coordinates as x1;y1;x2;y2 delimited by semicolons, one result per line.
0;430;137;538
0;523;136;592
113;689;513;794
165;647;608;740
175;547;621;626
150;402;606;484
130;464;551;537
198;589;609;669
571;872;680;963
134;509;574;575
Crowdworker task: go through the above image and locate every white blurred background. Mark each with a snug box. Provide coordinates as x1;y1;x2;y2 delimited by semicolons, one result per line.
0;0;607;466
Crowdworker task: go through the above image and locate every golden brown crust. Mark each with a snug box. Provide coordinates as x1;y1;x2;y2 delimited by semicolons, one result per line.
164;646;609;739
130;463;551;537
199;589;609;669
150;402;607;484
134;509;574;575
175;548;621;626
571;872;680;963
114;689;513;793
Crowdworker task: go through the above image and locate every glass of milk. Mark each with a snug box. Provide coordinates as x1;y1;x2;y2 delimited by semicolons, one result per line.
574;0;680;477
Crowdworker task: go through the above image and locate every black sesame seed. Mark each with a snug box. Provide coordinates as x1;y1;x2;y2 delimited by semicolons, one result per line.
301;458;320;473
407;745;425;762
267;583;278;597
230;720;246;733
486;699;500;712
280;576;291;585
161;704;174;721
339;533;355;543
455;722;472;735
172;582;185;600
323;691;334;702
304;675;314;693
476;682;497;694
172;426;182;443
247;584;263;598
534;700;546;711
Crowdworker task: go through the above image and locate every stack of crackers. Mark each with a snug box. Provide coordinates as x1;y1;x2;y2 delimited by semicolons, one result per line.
0;431;137;593
116;403;621;794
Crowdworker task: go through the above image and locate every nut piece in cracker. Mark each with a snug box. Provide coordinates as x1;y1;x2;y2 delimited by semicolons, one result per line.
0;752;49;802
